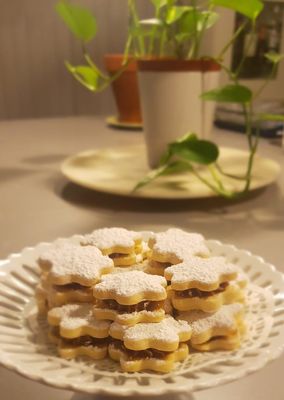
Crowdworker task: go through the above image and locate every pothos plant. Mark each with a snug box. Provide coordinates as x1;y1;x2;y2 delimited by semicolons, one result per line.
131;0;284;198
55;0;221;89
56;0;284;199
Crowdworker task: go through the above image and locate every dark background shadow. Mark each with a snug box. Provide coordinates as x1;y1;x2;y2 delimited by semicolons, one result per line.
57;177;269;214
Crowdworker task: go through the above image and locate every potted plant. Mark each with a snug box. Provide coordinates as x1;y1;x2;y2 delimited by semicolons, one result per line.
134;0;284;198
55;1;142;125
131;1;222;167
56;0;284;199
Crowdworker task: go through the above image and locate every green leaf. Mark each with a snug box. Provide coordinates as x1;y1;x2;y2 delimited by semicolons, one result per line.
159;133;198;165
151;0;168;10
170;140;219;165
66;63;99;91
178;9;197;37
133;161;191;191
197;11;219;31
210;0;264;20
264;52;284;64
201;84;252;103
176;132;198;143
55;1;97;42
166;6;192;24
177;10;218;43
258;113;284;122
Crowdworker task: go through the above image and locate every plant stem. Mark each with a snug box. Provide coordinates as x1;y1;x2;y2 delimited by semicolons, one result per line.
81;44;109;80
243;102;253;150
194;3;214;60
123;34;133;64
253;62;277;100
148;9;161;56
215;163;247;181
96;61;130;92
217;21;247;61
191;0;199;59
234;21;256;79
128;0;145;56
159;27;167;56
190;165;236;198
208;164;225;191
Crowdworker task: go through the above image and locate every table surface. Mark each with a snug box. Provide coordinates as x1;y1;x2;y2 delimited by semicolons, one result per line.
0;116;283;400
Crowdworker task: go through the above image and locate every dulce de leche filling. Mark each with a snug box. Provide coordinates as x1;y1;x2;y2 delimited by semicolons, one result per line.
61;336;110;348
109;253;129;259
53;283;91;292
112;340;170;360
50;327;109;348
97;299;165;313
175;282;229;298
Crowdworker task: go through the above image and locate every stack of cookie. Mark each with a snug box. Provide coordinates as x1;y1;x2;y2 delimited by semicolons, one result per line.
149;228;247;351
81;228;149;267
108;316;192;372
35;242;114;312
92;270;192;372
48;303;111;360
35;227;247;373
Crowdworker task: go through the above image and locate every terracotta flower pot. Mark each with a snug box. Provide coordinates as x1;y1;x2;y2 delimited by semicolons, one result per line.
104;54;142;124
137;58;221;168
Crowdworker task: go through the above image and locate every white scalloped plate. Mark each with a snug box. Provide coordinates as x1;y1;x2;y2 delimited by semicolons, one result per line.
0;236;284;397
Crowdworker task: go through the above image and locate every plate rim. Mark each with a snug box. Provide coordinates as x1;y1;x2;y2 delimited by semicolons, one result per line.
60;145;281;200
0;237;284;396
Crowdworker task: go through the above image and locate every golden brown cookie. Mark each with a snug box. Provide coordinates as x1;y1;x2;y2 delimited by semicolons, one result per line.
48;303;110;339
108;341;188;373
38;243;114;286
149;228;210;264
109;315;192;352
93;270;167;325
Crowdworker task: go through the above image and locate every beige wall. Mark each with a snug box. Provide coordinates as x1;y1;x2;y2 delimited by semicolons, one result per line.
0;0;151;120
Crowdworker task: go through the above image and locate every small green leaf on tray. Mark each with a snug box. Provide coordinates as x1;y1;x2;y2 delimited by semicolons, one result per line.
201;84;252;103
159;133;198;166
210;0;264;21
264;52;284;64
55;0;97;42
170;139;219;165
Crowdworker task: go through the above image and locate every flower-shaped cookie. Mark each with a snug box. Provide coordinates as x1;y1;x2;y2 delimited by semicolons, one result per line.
38;243;114;286
165;256;238;291
81;227;143;255
170;281;244;312
48;303;110;339
178;303;244;345
149;228;210;264
93;270;167;305
109;342;189;373
109;315;192;351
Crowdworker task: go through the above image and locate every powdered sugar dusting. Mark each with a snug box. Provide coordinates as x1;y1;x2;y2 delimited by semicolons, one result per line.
165;256;238;287
81;227;142;250
94;271;167;298
39;243;113;281
150;228;210;261
178;304;243;337
116;316;191;344
48;303;110;332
